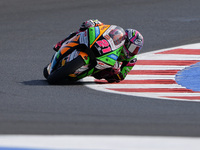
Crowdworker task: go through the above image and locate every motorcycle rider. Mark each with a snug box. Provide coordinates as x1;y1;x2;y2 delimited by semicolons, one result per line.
53;19;144;83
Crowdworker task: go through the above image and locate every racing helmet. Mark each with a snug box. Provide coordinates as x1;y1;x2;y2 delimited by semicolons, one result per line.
123;29;144;57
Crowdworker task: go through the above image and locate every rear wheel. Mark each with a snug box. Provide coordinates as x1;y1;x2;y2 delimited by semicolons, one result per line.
47;55;86;85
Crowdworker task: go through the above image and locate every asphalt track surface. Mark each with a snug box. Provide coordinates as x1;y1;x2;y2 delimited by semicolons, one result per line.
1;0;200;137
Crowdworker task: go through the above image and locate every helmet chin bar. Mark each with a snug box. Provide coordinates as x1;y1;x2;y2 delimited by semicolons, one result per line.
123;45;131;58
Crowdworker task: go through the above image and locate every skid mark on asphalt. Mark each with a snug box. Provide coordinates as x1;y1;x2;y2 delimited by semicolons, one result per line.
84;43;200;101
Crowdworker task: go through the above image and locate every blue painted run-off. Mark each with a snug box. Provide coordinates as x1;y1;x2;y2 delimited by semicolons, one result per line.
175;62;200;91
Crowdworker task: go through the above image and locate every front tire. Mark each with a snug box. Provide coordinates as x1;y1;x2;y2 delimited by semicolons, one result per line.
43;65;49;79
47;55;85;85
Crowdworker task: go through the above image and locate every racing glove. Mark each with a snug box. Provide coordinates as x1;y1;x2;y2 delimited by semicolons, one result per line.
105;72;124;83
79;19;103;31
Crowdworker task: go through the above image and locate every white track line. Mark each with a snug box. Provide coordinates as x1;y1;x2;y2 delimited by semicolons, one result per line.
92;84;184;88
133;65;187;70
125;75;175;80
0;135;200;150
139;54;200;60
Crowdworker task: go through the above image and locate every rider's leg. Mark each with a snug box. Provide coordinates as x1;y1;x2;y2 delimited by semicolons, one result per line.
53;32;77;51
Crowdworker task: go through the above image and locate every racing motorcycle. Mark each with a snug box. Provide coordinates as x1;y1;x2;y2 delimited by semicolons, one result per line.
43;25;126;84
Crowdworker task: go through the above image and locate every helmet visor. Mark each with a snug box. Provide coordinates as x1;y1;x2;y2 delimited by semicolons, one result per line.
129;44;137;53
128;44;140;56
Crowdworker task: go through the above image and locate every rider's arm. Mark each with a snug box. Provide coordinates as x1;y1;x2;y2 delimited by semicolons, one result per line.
119;55;137;80
53;19;103;51
106;55;137;83
79;19;104;31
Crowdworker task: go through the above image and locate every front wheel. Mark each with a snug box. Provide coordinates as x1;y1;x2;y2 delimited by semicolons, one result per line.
47;55;86;85
43;65;49;79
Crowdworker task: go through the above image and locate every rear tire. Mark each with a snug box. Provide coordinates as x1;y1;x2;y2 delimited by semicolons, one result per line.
47;55;85;85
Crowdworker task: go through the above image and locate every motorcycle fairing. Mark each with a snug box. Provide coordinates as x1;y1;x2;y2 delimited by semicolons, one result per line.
88;25;110;47
49;34;87;73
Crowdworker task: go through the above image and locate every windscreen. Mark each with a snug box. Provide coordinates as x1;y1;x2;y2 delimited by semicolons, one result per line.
108;26;125;46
